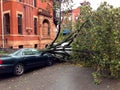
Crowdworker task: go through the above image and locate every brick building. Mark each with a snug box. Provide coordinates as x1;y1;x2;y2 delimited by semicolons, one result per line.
0;0;56;49
61;7;80;31
72;7;80;22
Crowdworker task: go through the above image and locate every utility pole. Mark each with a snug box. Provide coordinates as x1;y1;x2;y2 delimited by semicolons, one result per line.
1;0;4;48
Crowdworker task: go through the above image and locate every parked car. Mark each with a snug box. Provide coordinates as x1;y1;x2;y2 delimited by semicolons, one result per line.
0;48;54;76
63;29;70;35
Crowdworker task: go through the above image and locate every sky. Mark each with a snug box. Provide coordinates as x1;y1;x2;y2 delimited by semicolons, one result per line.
73;0;120;10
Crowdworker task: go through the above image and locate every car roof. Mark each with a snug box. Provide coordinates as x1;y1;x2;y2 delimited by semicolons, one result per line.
19;48;37;51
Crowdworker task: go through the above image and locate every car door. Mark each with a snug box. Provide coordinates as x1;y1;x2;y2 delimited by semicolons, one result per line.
31;49;48;66
37;54;48;66
22;49;38;68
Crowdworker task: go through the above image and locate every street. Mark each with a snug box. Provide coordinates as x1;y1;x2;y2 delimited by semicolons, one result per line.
0;63;120;90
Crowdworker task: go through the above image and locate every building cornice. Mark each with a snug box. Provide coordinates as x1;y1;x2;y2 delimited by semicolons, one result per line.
38;8;52;18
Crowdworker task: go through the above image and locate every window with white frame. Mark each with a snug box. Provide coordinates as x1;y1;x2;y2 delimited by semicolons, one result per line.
18;14;22;34
34;18;37;35
4;13;10;34
33;0;37;7
17;0;22;2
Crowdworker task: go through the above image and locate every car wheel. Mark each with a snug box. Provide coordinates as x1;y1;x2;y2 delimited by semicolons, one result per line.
47;59;53;66
14;63;24;76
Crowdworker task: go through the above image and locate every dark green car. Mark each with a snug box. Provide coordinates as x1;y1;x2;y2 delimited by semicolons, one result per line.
0;48;54;76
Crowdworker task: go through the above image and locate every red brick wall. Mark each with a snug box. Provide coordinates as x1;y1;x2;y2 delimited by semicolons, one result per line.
0;0;55;49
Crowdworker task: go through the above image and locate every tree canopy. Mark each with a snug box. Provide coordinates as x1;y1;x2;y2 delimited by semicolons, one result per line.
72;2;120;83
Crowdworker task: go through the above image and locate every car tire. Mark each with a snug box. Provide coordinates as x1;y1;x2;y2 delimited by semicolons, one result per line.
14;63;24;76
47;59;53;66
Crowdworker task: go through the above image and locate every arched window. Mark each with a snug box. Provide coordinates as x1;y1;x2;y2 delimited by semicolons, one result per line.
42;19;50;36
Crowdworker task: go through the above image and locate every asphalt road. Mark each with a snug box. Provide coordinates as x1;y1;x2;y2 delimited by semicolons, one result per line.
0;63;120;90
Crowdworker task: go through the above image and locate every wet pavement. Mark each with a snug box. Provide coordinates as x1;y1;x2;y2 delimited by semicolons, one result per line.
0;63;120;90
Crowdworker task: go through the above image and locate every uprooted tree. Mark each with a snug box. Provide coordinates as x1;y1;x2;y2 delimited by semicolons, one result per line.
42;0;76;59
42;0;120;82
72;2;120;82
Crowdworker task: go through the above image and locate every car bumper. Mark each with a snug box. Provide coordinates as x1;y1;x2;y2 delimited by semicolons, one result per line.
0;65;13;74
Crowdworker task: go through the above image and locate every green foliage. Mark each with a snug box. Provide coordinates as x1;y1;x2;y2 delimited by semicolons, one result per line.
72;2;120;79
56;29;68;42
0;51;6;54
92;72;101;85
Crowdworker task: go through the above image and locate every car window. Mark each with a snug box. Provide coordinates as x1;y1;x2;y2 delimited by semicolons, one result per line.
14;50;22;56
31;49;41;55
23;49;33;55
9;49;22;56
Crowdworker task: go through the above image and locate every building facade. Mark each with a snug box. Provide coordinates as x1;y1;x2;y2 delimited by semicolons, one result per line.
72;7;80;23
0;0;56;49
61;7;80;31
